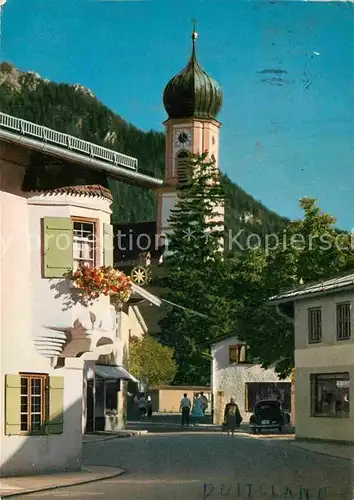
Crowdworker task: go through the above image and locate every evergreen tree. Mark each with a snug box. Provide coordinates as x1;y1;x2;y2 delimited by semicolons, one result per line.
158;153;236;385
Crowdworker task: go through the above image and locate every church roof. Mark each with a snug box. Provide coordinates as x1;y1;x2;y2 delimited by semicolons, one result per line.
163;29;223;121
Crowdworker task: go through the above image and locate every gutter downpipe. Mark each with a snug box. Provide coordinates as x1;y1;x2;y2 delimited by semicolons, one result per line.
0;129;164;188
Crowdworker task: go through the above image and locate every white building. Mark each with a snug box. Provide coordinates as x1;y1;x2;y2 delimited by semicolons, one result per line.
270;273;353;443
210;334;291;424
0;112;162;476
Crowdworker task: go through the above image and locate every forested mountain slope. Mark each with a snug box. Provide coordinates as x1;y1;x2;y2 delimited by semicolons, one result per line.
0;62;288;248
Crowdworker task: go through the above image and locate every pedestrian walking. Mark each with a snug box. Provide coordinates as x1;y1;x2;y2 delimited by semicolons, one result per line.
200;391;208;415
180;393;191;427
133;393;140;419
138;394;147;419
191;393;204;426
223;397;242;436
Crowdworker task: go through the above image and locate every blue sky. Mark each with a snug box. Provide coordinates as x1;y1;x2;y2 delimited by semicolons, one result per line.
1;0;354;228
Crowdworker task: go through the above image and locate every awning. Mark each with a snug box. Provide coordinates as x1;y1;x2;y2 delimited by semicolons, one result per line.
95;365;139;383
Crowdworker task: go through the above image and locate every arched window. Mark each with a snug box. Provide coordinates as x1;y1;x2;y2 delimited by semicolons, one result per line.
176;150;191;184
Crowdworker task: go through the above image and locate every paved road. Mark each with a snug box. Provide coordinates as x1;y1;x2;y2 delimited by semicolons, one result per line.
17;432;353;499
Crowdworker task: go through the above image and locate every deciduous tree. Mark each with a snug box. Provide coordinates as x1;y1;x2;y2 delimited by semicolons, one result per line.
232;198;354;377
129;335;177;388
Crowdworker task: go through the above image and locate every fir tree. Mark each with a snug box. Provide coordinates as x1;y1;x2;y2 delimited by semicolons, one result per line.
158;153;236;385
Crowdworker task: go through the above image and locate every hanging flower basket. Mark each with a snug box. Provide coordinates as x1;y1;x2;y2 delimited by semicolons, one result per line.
73;265;132;305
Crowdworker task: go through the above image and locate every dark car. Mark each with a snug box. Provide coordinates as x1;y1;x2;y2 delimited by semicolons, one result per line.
249;399;290;434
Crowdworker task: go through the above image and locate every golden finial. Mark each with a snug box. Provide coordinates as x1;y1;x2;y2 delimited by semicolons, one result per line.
192;18;198;40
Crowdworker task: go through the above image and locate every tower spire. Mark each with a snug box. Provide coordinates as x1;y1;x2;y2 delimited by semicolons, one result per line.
192;18;198;38
191;18;198;59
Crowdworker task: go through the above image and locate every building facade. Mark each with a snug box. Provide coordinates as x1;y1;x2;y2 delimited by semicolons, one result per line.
211;335;291;424
270;274;353;443
157;27;224;247
0;112;162;476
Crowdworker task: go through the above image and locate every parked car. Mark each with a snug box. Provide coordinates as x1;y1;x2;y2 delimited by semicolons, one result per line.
249;399;290;434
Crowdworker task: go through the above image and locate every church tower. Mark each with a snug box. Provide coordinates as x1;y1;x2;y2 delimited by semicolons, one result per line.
156;26;224;244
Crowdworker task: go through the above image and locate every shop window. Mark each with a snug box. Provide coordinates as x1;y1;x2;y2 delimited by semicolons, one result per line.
245;382;291;413
311;373;349;417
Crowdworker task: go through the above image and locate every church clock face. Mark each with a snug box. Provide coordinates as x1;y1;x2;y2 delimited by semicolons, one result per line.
175;129;192;147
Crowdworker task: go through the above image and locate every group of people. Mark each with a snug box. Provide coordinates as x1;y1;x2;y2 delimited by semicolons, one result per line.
179;392;208;427
180;393;242;435
133;391;243;435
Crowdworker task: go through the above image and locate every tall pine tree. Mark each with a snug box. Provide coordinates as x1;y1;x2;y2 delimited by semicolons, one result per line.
158;153;236;385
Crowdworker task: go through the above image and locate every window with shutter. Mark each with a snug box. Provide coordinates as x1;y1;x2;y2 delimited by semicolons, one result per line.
46;376;64;435
5;374;22;435
103;223;114;267
5;373;51;435
43;217;73;278
72;219;97;271
229;344;247;364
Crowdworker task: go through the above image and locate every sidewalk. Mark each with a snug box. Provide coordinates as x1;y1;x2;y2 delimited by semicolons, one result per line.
0;465;125;498
290;440;354;462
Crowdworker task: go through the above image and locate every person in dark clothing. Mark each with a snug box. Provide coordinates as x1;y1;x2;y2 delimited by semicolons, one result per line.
180;393;191;427
223;397;242;436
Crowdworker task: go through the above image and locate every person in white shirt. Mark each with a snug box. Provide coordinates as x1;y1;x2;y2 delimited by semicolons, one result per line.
180;393;191;427
139;394;147;419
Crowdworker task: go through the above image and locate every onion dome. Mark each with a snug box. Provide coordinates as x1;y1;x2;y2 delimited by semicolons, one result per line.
163;28;223;120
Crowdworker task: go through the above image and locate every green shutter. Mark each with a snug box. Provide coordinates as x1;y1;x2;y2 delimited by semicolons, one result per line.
103;223;114;267
46;376;64;434
43;217;73;278
5;374;21;435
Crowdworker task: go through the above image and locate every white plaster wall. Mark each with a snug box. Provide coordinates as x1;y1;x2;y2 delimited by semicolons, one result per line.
294;292;354;350
0;164;114;475
27;193;114;350
115;304;146;366
1;361;84;477
211;336;289;421
0;168;83;475
294;292;354;441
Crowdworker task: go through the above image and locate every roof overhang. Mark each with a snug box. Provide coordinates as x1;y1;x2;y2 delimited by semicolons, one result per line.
269;283;354;306
0;129;163;189
95;364;139;383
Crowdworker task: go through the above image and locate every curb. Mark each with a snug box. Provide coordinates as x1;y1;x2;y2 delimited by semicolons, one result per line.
0;466;125;498
83;430;148;444
289;441;354;462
